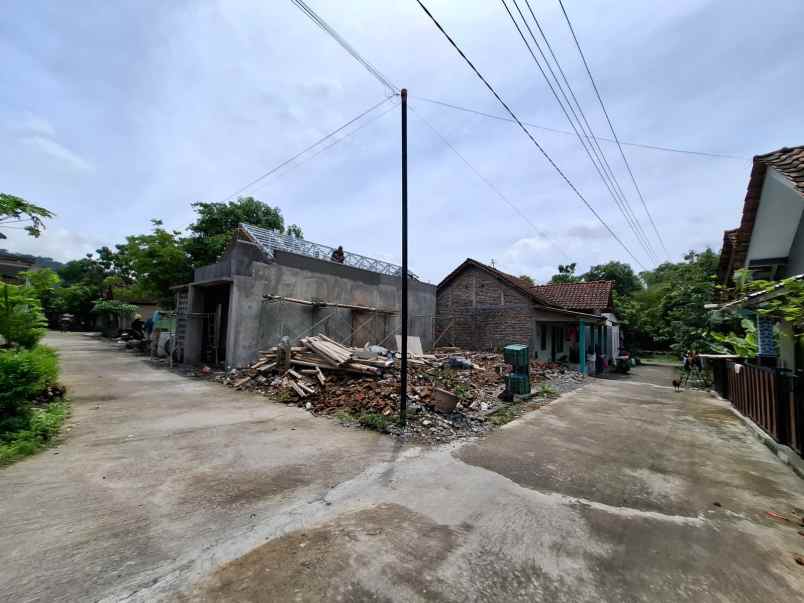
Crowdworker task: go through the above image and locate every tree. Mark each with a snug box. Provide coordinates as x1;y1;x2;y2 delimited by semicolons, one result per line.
518;274;535;287
20;269;60;322
0;284;47;348
582;261;643;297
622;249;720;353
550;263;581;284
109;220;193;306
0;193;54;239
185;197;302;266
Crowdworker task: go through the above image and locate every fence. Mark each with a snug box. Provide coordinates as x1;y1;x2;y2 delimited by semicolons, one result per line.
712;359;803;457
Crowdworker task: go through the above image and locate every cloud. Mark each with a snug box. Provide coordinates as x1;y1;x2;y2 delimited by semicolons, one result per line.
15;112;56;138
21;135;94;173
565;224;610;240
1;225;105;262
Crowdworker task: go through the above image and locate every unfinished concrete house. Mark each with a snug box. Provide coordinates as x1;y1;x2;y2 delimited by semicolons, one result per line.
435;259;609;373
173;224;436;368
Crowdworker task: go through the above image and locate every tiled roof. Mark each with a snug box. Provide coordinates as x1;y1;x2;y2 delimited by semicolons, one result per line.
718;146;804;284
760;146;804;195
531;281;614;312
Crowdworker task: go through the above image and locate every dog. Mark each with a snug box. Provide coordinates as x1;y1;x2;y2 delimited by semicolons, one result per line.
672;379;681;392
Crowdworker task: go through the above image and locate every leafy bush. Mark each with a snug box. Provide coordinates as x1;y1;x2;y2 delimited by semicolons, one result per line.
0;283;47;348
0;400;68;464
0;346;58;427
357;412;388;432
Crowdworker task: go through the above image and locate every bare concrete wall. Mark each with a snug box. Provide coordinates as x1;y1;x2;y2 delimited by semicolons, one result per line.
220;250;435;367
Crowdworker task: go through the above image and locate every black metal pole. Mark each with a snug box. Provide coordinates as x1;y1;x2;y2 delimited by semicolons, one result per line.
400;88;408;426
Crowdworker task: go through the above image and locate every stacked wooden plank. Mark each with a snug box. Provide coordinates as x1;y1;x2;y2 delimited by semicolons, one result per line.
232;334;397;394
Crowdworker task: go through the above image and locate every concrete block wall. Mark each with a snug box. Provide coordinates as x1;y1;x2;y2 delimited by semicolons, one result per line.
223;249;436;367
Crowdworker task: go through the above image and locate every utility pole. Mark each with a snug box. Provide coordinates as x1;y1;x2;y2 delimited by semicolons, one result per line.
400;88;408;426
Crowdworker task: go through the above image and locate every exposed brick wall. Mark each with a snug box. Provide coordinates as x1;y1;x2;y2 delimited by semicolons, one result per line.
436;266;533;351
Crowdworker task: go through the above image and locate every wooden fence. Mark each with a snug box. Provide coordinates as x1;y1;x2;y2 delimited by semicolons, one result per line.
712;359;803;457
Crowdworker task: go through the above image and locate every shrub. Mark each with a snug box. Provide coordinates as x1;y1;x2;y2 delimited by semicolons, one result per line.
0;283;47;348
0;346;59;428
0;400;68;464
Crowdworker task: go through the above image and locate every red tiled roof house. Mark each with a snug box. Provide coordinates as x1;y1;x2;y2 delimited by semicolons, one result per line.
436;259;614;371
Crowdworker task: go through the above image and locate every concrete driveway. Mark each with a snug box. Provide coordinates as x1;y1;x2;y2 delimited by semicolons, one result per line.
1;333;803;602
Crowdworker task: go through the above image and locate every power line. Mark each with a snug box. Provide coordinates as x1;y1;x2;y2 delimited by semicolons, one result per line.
249;99;401;196
409;103;571;261
500;0;657;264
290;0;397;94
218;97;394;203
410;96;747;160
290;0;569;263
414;0;647;270
520;0;658;261
558;0;670;257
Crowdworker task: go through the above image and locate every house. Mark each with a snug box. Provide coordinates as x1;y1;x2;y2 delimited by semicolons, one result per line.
718;146;804;285
173;223;436;368
0;252;35;284
435;259;608;373
716;146;804;370
532;280;621;361
709;146;804;456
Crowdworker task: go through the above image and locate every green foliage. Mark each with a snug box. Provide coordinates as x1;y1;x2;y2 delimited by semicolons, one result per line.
21;268;60;319
617;249;720;353
357;412;388;432
0;400;68;465
185;197;293;266
550;262;581;284
109;220;192;305
709;318;758;356
538;383;558;397
582;261;643;297
0;283;47;348
0;346;59;427
0;193;54;239
518;274;535;287
92;299;139;316
286;224;304;239
738;271;804;329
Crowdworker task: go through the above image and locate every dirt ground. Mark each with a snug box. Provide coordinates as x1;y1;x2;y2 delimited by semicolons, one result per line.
1;332;803;602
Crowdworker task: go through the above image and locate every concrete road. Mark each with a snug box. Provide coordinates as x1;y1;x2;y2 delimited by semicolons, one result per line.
1;333;803;602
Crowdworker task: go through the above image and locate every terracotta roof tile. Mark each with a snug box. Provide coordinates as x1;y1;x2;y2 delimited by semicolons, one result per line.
718;146;804;284
531;281;614;311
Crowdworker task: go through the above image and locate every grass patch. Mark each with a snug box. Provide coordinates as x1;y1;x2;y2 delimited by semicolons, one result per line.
538;383;558;397
356;412;388;433
488;402;523;426
0;399;69;466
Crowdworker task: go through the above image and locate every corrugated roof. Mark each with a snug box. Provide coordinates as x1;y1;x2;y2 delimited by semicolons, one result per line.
238;223;415;279
531;281;614;311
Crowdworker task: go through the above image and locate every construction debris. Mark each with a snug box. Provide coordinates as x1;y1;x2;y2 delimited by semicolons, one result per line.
210;335;586;444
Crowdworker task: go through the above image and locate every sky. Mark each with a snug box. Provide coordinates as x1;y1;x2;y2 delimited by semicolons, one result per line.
2;0;803;284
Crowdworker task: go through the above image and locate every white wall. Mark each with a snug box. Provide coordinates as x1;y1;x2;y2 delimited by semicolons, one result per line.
745;168;804;264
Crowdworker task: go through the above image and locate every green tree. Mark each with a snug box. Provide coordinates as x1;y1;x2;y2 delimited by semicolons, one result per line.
20;268;60;322
0;193;54;239
582;261;643;297
110;220;192;305
622;249;719;353
185;197;301;266
550;263;581;284
0;284;47;348
518;274;535;287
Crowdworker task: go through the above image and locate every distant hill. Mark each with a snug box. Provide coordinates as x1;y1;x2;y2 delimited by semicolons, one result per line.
0;249;64;271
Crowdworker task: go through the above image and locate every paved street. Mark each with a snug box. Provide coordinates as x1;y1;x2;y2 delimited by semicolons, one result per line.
1;332;803;602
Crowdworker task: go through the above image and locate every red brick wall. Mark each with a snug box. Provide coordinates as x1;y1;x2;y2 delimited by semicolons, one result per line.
436;266;533;351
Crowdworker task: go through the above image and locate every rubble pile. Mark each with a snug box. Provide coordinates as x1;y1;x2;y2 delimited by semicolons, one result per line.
214;336;585;443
